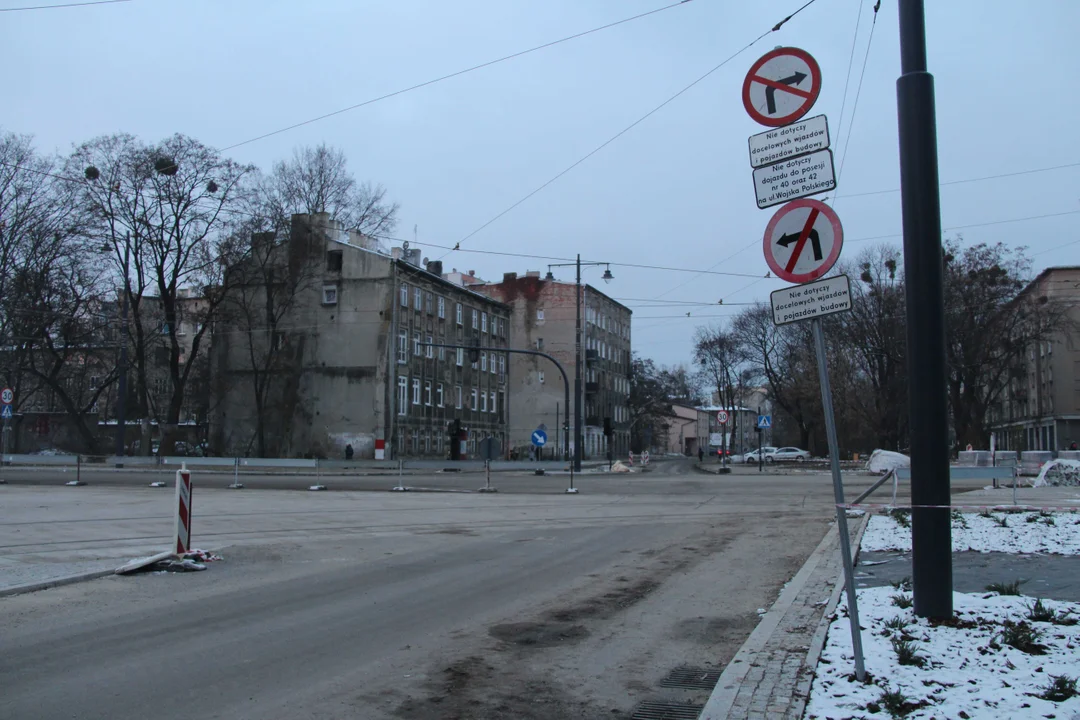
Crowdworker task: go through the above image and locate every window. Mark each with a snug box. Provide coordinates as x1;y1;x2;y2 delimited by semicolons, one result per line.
499;355;506;377
438;344;446;362
322;285;340;305
481;352;487;372
414;287;422;309
437;296;446;319
497;391;505;418
471;388;478;410
456;303;463;325
481;312;488;333
490;353;496;375
456;348;464;367
455;385;463;409
424;380;432;406
400;284;409;306
326;250;343;272
153;377;168;395
471;309;479;329
425;292;433;314
537;308;545;321
398;377;408;415
437;383;444;407
489;391;497;414
536;338;544;351
410;332;419;357
397;332;407;364
480;392;487;413
412;378;421;405
89;374;99;388
538;371;545;384
425;335;434;359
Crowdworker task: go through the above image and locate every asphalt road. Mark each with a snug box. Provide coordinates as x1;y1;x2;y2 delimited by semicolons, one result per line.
0;458;990;719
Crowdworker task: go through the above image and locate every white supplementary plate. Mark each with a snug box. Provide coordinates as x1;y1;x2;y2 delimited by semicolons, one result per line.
748;114;829;168
770;275;852;325
752;148;835;209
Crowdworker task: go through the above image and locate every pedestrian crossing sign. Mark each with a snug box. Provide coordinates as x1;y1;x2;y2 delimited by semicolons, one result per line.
1;405;12;419
757;414;771;429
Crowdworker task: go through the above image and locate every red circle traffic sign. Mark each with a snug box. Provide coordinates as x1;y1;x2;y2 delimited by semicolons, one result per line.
1;387;12;405
742;47;821;128
716;410;729;425
763;199;843;284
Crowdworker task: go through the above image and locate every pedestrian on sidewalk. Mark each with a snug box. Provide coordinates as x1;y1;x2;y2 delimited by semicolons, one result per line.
698;447;704;463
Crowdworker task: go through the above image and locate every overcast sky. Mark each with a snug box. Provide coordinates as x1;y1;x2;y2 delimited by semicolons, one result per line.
3;0;1078;368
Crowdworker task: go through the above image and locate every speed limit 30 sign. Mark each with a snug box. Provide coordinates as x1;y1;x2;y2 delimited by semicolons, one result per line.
1;388;12;406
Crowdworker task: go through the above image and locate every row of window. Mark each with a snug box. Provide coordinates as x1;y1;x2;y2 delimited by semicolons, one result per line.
586;307;629;340
399;283;505;336
396;331;507;375
396;377;504;416
586;335;625;365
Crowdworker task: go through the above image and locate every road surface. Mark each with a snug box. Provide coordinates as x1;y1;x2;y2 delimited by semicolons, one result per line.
0;458;980;719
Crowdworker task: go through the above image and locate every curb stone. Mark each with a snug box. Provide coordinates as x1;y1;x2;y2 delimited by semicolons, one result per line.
0;569;115;598
700;513;870;719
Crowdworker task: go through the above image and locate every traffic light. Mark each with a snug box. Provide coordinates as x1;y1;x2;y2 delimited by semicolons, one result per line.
603;417;613;436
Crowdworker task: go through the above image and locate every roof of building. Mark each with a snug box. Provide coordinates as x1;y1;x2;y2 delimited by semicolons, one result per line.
481;273;631;315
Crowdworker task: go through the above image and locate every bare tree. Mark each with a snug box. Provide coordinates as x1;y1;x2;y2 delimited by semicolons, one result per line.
732;304;821;450
694;324;748;455
834;246;909;450
66;133;254;454
257;144;399;238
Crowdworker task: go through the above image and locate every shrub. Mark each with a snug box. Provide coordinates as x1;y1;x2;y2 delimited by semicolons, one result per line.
985;579;1025;595
889;508;911;528
892;593;913;609
890;576;912;592
1038;675;1078;702
999;619;1046;654
891;637;926;667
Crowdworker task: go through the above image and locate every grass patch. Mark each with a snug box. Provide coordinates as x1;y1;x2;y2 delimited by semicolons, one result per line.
867;684;928;718
889;508;911;528
991;514;1009;527
951;509;969;528
892;593;913;609
999;619;1047;655
985;579;1025;595
891;637;926;667
1037;675;1078;703
884;616;910;632
1024;598;1078;626
890;576;912;592
978;509;994;519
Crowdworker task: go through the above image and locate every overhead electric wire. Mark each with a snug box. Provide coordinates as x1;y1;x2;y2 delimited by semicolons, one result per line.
438;0;823;262
836;161;1080;200
219;1;696;152
832;0;866;154
0;0;128;11
835;0;880;186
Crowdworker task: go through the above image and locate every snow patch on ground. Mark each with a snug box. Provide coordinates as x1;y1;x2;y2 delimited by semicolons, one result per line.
861;511;1080;555
806;587;1080;719
1036;459;1080;487
866;450;910;474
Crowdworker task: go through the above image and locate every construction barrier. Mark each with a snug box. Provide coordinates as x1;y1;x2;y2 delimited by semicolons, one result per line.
175;464;192;554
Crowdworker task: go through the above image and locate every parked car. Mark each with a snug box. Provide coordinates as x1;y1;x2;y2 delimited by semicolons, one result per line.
743;446;778;463
766;447;812;463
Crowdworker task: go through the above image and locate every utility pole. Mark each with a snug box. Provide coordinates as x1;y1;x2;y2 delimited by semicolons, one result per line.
575;254;583;472
897;0;952;619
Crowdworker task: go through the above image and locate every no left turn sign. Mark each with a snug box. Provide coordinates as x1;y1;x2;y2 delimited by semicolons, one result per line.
742;47;821;128
762;199;843;284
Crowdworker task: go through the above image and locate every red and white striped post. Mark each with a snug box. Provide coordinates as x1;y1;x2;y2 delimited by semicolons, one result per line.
175;463;192;555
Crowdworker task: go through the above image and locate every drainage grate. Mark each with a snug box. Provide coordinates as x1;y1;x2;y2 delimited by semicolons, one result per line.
630;700;704;720
658;666;722;691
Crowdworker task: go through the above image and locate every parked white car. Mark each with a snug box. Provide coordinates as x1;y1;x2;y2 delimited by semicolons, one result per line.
743;446;778;463
766;447;812;463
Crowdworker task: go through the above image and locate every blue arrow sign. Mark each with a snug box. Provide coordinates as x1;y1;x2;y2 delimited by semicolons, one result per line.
1;405;12;419
531;429;547;447
757;414;771;429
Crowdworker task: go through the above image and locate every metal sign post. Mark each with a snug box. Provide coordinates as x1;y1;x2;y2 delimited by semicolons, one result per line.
811;317;866;680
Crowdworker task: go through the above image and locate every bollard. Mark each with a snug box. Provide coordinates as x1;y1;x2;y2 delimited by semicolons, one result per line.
228;456;244;489
392;457;407;491
175;462;192;554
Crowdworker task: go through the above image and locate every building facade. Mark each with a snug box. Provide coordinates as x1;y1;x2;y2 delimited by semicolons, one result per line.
989;266;1080;452
478;272;632;459
210;214;509;459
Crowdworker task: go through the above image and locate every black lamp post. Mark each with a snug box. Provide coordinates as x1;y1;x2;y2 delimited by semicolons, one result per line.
546;256;613;471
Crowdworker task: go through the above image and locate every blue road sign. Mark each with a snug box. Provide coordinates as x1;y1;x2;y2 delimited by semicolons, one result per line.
757;414;772;429
531;429;548;447
1;405;12;419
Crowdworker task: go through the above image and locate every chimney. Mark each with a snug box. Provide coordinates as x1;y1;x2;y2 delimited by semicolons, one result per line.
502;272;518;283
426;260;444;276
468;270;476;277
525;270;540;278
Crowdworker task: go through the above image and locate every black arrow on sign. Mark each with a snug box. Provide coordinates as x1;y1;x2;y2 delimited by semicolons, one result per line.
777;229;822;261
764;71;807;114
